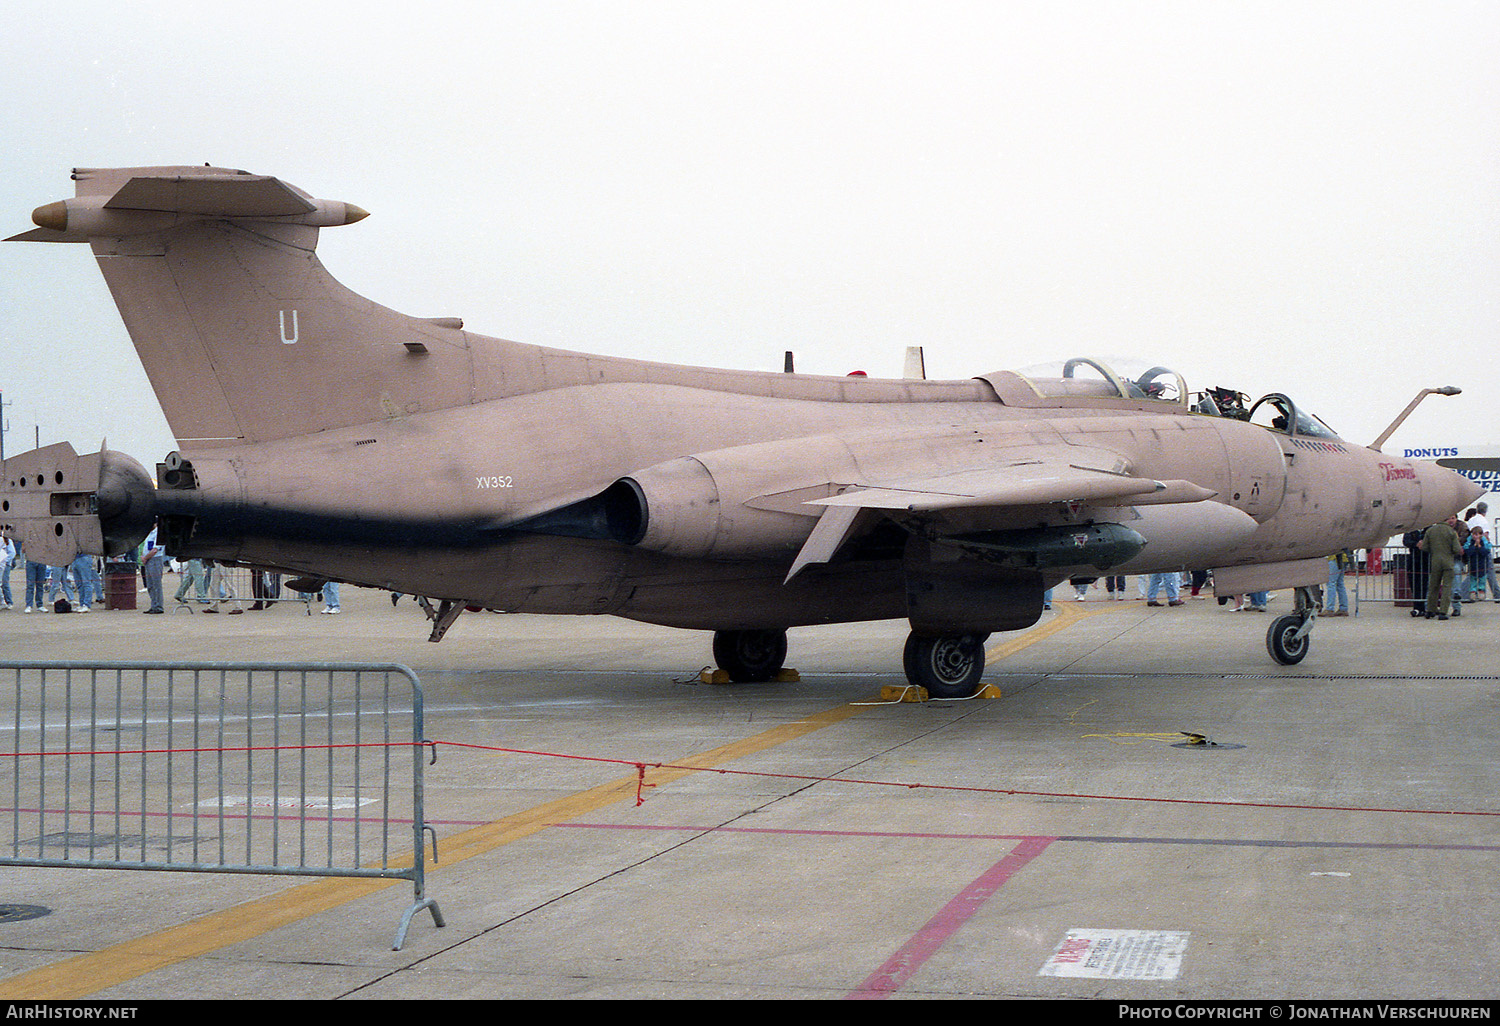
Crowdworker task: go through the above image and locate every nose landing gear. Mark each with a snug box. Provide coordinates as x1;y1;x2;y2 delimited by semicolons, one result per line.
1266;585;1319;665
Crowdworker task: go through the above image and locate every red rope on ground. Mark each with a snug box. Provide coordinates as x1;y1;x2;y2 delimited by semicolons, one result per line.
425;739;1500;819
7;738;1498;819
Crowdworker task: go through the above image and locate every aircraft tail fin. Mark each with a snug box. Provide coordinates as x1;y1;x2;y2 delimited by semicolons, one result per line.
8;166;471;447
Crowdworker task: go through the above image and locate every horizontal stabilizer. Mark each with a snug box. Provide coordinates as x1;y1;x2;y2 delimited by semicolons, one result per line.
2;442;103;565
10;166;366;242
4;227;79;244
105;173;317;217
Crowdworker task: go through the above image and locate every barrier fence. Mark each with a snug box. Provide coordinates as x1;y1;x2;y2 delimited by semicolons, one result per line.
24;560;317;613
0;661;443;949
1352;545;1495;609
1351;546;1405;608
168;565;316;614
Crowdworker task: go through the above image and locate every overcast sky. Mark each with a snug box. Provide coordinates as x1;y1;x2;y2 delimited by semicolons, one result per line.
2;0;1497;468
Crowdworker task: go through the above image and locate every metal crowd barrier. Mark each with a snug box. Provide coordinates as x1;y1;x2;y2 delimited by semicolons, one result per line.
169;565;315;615
0;661;444;949
1350;544;1496;609
1351;546;1401;607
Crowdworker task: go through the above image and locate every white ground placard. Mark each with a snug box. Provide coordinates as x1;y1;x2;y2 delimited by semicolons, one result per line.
1039;928;1189;979
196;795;377;810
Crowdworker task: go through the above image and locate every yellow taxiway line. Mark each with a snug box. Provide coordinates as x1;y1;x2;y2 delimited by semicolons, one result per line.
987;598;1116;661
0;705;869;999
1;607;1100;999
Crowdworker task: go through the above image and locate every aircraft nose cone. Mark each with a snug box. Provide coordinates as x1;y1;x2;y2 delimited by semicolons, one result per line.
1459;473;1485;509
1418;462;1484;524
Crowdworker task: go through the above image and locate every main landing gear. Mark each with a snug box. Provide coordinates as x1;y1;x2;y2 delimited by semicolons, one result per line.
711;628;789;683
709;627;991;698
902;632;989;698
1266;585;1319;665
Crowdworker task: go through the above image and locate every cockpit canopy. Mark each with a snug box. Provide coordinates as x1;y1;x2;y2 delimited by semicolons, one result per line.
981;356;1342;439
1245;393;1341;439
1017;357;1188;406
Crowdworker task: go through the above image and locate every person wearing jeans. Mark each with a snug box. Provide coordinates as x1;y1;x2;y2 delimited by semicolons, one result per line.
24;552;47;612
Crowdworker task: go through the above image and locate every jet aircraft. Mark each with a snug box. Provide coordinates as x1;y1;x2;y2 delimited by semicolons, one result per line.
2;166;1481;696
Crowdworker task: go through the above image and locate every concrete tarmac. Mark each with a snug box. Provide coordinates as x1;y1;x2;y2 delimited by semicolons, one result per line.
0;577;1497;1001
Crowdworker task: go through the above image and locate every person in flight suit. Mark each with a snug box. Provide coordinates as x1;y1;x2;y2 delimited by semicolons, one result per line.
1421;514;1465;621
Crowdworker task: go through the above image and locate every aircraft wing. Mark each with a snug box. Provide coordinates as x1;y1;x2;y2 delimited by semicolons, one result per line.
809;462;1214;512
784;446;1219;580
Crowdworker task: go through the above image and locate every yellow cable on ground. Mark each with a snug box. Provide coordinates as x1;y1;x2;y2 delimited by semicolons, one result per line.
1080;732;1194;745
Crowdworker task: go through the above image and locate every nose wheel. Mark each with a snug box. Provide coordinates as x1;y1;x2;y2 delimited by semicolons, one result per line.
1266;586;1318;665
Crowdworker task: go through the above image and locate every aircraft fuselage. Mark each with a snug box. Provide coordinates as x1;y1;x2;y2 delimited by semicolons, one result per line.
166;378;1457;629
5;165;1482;683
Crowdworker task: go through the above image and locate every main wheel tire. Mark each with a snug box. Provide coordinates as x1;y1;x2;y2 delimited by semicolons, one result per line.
1266;614;1310;665
712;629;789;683
903;632;987;698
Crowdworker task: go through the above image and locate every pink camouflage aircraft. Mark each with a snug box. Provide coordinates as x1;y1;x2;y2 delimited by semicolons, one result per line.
3;166;1481;695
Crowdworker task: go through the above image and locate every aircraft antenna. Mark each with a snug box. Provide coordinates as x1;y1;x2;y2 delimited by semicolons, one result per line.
904;346;926;380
